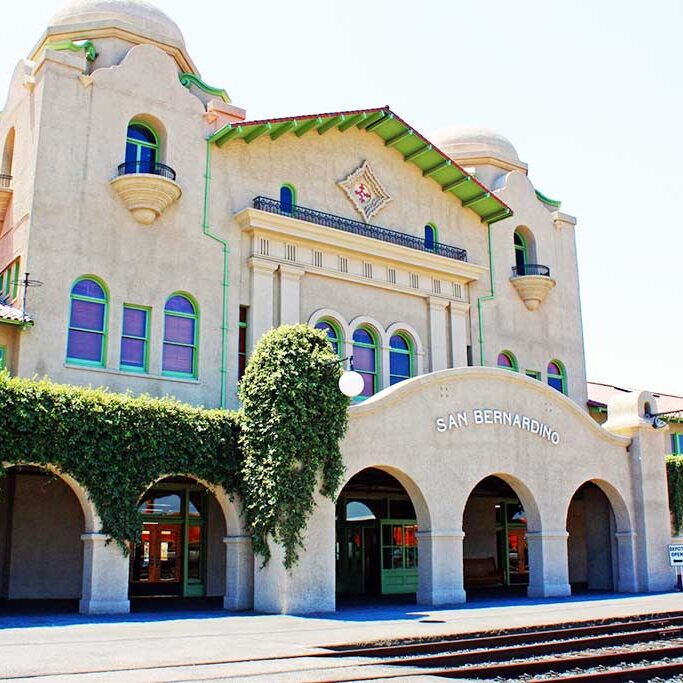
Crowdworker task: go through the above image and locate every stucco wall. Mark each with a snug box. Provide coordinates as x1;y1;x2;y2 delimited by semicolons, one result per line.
3;472;84;599
205;492;226;597
462;497;497;560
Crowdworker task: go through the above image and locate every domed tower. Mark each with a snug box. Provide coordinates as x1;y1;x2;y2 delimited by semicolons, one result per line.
29;0;198;74
431;126;527;188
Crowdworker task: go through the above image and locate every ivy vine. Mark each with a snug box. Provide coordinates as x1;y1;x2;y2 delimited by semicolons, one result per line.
667;455;683;534
0;324;349;566
239;324;349;567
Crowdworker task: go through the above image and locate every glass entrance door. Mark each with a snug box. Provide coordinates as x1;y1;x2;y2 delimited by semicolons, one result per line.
380;520;418;594
131;523;182;594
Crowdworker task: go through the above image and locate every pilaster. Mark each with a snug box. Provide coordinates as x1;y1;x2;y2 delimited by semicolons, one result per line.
417;529;466;605
449;300;470;369
248;258;277;350
526;530;571;598
278;264;304;326
428;296;449;372
223;535;254;611
79;533;130;614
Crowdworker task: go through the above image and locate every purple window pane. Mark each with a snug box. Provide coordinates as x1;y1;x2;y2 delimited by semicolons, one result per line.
67;329;102;362
390;335;409;351
121;337;145;368
165;296;195;315
497;353;512;368
163;343;194;374
359;371;374;397
71;300;105;331
548;362;560;376
72;279;105;300
390;352;410;377
164;314;195;344
123;307;147;337
353;344;375;372
353;328;373;345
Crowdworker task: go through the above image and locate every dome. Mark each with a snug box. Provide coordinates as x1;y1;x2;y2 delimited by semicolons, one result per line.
432;126;521;166
48;0;186;48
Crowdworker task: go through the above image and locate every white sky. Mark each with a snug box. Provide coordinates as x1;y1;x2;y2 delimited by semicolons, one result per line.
2;0;682;396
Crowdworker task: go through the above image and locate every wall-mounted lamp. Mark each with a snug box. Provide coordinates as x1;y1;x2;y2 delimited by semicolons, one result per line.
645;409;681;430
328;355;364;398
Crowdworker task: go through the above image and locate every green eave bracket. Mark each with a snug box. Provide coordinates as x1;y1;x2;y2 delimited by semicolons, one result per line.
179;73;231;104
535;189;562;209
46;39;97;62
209;106;513;223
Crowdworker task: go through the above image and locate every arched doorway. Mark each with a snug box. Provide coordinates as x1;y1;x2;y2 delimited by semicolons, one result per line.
336;468;419;600
462;475;537;595
0;466;84;605
130;477;226;599
566;482;619;592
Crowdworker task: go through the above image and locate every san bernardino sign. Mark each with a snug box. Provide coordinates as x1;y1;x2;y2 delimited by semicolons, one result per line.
435;408;561;445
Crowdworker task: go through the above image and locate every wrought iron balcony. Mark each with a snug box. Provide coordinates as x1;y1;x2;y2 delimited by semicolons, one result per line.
252;196;468;262
0;174;11;189
512;263;550;277
117;161;176;181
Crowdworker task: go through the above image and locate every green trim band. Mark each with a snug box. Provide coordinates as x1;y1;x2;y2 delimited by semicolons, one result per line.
46;39;97;62
477;222;495;366
179;73;231;104
535;189;562;209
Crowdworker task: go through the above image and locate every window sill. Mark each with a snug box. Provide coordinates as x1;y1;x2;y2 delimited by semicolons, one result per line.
64;363;200;385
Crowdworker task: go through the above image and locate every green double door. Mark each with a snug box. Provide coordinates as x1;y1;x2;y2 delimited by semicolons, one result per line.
336;519;418;596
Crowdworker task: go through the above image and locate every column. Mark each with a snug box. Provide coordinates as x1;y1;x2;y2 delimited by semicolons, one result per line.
79;533;130;614
248;258;277;350
428;296;448;372
254;491;335;614
278;264;305;326
615;531;639;593
417;529;466;605
526;530;571;598
223;535;254;611
449;301;470;369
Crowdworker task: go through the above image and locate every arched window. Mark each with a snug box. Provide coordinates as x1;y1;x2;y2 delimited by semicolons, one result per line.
2;128;15;178
280;184;296;214
514;230;527;273
514;227;537;275
547;359;567;394
125;121;158;174
424;223;438;252
315;319;342;356
66;277;108;366
497;350;518;371
389;333;413;385
163;294;198;377
352;327;378;398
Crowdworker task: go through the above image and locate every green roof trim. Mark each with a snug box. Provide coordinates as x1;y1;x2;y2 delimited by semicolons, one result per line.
208;107;512;224
46;39;97;62
179;73;231;104
535;189;562;209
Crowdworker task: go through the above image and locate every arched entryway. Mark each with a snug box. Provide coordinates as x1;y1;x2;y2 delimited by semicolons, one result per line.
336;467;427;601
566;480;630;593
130;477;227;601
0;466;85;606
461;474;541;597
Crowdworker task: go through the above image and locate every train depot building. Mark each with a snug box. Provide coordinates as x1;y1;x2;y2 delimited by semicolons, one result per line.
0;0;676;614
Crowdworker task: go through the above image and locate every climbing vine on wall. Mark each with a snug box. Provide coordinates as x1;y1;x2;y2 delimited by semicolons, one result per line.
667;455;683;534
0;324;350;566
0;373;240;551
239;324;349;568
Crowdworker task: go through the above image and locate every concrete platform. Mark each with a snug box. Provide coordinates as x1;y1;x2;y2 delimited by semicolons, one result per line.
2;592;683;680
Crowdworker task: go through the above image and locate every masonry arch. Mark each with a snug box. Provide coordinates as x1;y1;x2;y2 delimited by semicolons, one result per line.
0;463;95;603
335;465;430;600
2;127;15;177
459;472;542;596
565;478;634;593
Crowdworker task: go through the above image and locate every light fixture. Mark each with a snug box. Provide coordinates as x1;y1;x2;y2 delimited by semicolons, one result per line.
645;409;681;430
338;356;364;398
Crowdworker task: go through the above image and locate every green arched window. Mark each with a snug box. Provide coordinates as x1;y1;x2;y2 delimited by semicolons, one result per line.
514;230;528;273
497;350;518;371
389;333;413;386
125;121;159;174
424;223;438;252
315;319;343;356
66;277;108;366
162;294;198;378
547;359;567;394
352;326;379;398
280;184;296;214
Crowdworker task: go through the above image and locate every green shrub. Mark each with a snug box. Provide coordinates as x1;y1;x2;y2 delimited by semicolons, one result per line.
667;454;683;534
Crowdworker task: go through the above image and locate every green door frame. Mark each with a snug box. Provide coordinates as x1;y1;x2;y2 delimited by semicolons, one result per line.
380;519;418;595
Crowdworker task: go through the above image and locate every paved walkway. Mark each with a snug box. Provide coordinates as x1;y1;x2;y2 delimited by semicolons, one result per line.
2;592;683;680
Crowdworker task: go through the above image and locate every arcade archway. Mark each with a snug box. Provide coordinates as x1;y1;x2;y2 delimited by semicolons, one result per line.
336;467;425;600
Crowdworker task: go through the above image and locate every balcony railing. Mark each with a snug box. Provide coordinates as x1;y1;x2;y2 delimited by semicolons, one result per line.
252;196;468;262
117;161;177;181
512;263;551;277
0;174;11;189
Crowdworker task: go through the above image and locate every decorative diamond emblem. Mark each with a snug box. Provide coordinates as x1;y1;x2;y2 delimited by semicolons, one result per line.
338;161;392;222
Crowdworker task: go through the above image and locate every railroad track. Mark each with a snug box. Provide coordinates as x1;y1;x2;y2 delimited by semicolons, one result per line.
312;611;683;682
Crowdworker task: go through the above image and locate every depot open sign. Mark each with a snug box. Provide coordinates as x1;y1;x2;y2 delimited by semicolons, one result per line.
669;545;683;566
